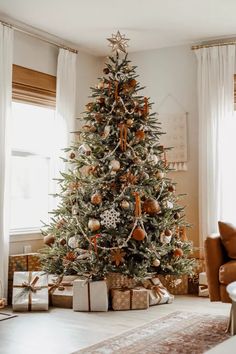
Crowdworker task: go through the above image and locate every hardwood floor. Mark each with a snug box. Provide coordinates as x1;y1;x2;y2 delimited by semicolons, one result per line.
0;296;231;354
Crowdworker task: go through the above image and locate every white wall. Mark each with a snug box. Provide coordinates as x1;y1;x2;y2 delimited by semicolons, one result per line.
129;46;199;248
10;31;101;254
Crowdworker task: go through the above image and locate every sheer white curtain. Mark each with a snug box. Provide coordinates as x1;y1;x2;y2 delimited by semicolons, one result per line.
0;24;13;299
51;48;77;204
196;45;235;253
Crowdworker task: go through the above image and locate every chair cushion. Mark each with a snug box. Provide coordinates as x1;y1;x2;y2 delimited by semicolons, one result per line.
218;221;236;259
219;260;236;285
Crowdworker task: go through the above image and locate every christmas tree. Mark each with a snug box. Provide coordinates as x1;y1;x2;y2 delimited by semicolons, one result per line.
41;31;195;280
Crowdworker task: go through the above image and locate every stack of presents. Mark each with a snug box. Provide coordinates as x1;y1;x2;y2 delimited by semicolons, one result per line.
8;253;208;312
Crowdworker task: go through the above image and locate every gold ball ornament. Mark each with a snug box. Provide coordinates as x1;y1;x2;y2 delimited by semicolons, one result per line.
110;159;120;171
103;67;110;75
88;218;101;231
43;234;55;246
143;198;161;215
69;152;76;159
156;171;165;179
165;229;172;236
173;248;184;258
152;259;161;267
132;226;146;241
95;113;104;123
59;238;67;246
126;119;134;127
174;212;181;220
168;185;176;193
135;130;145;141
91;192;102;205
120;200;130;209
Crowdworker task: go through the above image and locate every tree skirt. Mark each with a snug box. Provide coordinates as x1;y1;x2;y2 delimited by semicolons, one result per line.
74;311;230;354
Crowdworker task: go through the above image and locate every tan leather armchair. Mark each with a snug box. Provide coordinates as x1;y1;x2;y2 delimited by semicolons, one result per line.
205;234;236;303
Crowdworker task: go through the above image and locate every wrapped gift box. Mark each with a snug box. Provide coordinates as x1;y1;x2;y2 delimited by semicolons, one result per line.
111;287;149;311
8;253;41;280
157;274;188;295
73;279;108;312
198;272;209;297
142;278;174;305
12;271;48;312
49;275;79;308
106;272;137;290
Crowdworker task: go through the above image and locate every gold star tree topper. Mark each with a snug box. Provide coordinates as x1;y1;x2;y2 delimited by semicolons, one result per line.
107;31;129;54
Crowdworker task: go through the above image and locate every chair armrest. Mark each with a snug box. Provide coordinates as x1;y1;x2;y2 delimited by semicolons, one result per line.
204;234;226;301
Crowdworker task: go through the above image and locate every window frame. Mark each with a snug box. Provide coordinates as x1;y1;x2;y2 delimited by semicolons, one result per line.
10;65;56;237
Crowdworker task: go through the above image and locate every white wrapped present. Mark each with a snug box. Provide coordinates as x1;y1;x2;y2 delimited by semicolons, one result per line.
12;271;48;311
73;279;108;312
199;272;209;297
142;277;174;305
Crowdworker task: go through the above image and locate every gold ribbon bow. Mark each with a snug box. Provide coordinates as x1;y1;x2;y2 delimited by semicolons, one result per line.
142;279;166;303
49;275;74;293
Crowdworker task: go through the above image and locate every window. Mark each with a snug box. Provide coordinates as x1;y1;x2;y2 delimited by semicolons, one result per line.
11;65;56;234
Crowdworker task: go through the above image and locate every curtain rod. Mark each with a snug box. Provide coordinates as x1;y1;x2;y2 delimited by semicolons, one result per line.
1;19;78;54
192;40;236;50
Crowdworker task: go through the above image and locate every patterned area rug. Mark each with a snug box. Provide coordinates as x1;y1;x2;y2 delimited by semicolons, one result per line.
74;311;230;354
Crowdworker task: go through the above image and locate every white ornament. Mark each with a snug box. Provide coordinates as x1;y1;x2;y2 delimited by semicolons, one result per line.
68;236;78;249
148;154;159;166
160;232;172;244
110;159;120;171
100;208;120;229
166;201;174;209
152;259;161;267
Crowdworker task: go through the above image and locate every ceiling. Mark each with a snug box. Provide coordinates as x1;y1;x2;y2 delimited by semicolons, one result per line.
0;0;236;56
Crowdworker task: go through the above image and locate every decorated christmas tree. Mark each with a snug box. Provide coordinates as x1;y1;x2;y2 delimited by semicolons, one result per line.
40;32;195;281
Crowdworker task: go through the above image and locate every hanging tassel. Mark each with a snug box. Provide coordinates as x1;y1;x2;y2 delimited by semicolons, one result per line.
115;81;119;101
133;192;142;218
119;123;128;151
90;234;100;253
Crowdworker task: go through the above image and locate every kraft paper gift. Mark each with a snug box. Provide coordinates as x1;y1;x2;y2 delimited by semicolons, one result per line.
49;275;79;308
73;279;108;312
111;287;149;310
